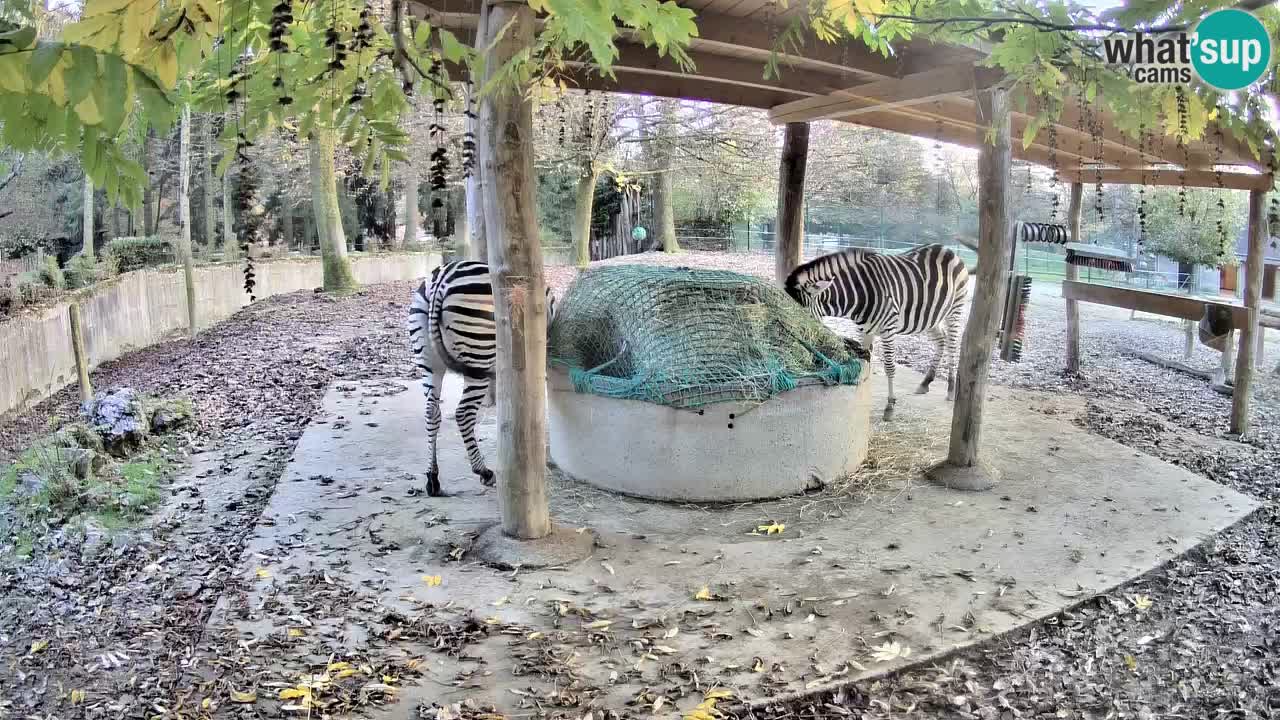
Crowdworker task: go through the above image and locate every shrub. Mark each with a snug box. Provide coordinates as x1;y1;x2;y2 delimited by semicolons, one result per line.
37;256;65;291
64;253;118;289
15;271;53;305
105;236;173;272
0;282;20;315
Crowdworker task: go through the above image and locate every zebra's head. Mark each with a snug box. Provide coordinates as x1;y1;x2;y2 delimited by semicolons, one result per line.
784;267;835;322
546;287;558;327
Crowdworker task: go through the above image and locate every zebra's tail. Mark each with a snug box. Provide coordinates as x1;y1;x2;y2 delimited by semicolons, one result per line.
407;278;435;376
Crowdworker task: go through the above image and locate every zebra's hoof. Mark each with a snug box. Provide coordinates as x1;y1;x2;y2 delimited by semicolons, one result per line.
478;469;496;487
882;406;895;422
914;383;931;395
426;473;443;497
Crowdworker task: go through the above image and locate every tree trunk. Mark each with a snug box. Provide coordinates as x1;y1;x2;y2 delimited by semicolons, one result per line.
282;200;295;251
401;165;419;248
110;205;122;240
465;79;487;262
572;166;598;268
774;121;809;283
142;129;155;236
222;160;236;259
310;129;357;291
655;100;679;253
177;107;197;335
1064;182;1083;374
481;0;551;540
203;114;216;251
944;84;1011;474
82;175;94;260
1231;189;1267;435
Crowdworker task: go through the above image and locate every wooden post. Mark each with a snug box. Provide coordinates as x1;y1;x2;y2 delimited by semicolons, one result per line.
68;303;92;403
480;0;551;540
1064;182;1083;374
466;0;489;262
1231;188;1267;435
1217;329;1235;386
928;83;1010;490
774;121;809;284
1184;320;1195;360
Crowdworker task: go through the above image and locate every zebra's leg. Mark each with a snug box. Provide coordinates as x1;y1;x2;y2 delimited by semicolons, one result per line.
944;307;963;402
916;327;947;394
421;369;444;497
882;336;898;421
457;376;495;487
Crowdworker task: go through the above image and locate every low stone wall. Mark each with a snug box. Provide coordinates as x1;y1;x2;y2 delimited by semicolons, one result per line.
0;252;439;417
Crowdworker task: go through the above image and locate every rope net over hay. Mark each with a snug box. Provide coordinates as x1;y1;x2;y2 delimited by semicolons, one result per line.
547;265;868;409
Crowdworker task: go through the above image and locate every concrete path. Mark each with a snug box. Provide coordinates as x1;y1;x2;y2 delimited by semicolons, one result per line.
199;368;1258;718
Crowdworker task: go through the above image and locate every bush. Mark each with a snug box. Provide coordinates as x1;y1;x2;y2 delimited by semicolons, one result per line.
64;253;117;289
37;256;65;291
15;271;53;305
105;236;173;272
0;283;20;315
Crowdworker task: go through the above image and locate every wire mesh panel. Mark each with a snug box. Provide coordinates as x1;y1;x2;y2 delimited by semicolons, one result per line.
547;265;868;410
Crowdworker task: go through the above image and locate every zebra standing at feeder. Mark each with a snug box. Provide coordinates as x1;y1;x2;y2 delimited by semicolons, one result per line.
784;244;971;421
407;261;557;497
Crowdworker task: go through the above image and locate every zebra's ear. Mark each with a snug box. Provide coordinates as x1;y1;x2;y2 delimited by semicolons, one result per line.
810;279;835;295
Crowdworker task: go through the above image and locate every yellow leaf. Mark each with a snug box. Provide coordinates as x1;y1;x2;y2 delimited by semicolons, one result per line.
381;674;397;684
287;628;304;638
484;616;501;625
757;522;785;535
585;619;612;629
421;574;442;586
854;0;887;19
694;587;712;601
201;698;211;709
29;639;48;654
70;689;86;704
705;688;733;700
255;568;271;579
527;0;549;10
153;42;177;88
229;689;257;703
1130;594;1153;611
278;688;310;700
752;657;765;672
527;631;544;640
1124;654;1137;671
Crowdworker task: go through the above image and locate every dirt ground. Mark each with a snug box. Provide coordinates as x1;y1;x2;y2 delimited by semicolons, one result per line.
1;251;1278;719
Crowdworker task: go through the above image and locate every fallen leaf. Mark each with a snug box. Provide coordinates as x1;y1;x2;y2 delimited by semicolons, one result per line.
664;627;679;639
255;568;271;579
1130;594;1153;611
492;595;509;606
287;628;305;638
694;587;712;601
527;631;544;640
585;619;613;629
601;562;615;575
756;522;785;535
229;689;257;704
278;688;310;700
870;641;912;663
28;639;48;654
752;657;765;672
1124;654;1138;671
422;575;442;587
70;689;85;704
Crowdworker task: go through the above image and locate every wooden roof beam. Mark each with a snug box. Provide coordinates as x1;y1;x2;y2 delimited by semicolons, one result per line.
1061;168;1274;191
767;65;994;125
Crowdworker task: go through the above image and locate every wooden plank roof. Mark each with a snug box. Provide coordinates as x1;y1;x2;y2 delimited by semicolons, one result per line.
412;0;1274;189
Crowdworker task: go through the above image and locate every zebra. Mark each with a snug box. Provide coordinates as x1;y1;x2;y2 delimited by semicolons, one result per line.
407;260;556;496
784;244;970;421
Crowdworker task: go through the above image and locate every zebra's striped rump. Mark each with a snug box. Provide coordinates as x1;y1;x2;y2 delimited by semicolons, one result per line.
406;260;555;496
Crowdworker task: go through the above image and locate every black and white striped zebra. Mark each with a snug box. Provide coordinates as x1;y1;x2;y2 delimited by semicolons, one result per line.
784;244;970;421
407;260;556;496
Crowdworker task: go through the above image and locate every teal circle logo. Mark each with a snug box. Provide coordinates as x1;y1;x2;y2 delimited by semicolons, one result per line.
1191;9;1272;91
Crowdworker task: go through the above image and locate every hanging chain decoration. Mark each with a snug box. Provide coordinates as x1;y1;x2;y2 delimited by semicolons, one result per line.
428;57;449;237
1212;122;1227;253
557;97;566;147
347;2;375;106
1090;80;1104;222
269;0;294;107
1136;124;1148;244
582;89;596;146
1175;86;1189;218
1047;100;1060;222
461;82;477;178
1269;149;1279;249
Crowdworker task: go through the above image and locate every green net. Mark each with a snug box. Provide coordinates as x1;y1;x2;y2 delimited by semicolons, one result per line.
547;265;868;409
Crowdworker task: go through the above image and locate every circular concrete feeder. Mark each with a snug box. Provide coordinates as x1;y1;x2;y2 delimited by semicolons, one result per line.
547;368;873;502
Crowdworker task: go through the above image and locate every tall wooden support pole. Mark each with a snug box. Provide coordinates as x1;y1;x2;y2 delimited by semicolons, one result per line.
774;121;809;284
1064;182;1083;374
481;0;551;540
82;176;94;260
1230;189;1267;435
466;0;490;262
178;106;198;335
68;303;92;403
928;83;1011;491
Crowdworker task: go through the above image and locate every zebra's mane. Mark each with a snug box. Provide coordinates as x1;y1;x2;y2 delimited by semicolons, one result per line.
784;248;870;303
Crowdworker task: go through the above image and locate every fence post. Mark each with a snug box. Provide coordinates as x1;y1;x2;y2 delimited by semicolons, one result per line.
68;302;93;403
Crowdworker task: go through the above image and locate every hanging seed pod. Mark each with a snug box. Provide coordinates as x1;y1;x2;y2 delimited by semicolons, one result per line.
1137;125;1148;244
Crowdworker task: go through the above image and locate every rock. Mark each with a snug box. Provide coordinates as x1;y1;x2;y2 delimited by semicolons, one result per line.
150;402;193;433
80;387;149;457
16;470;46;497
59;447;105;480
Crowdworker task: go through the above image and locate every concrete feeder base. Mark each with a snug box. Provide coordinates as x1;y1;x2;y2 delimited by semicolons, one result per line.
547;368;873;502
